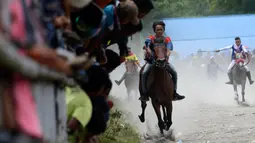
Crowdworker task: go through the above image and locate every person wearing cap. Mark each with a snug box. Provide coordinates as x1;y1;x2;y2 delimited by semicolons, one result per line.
99;0;144;64
84;0;142;65
66;86;92;142
72;65;113;142
70;1;106;40
115;47;141;85
118;0;140;25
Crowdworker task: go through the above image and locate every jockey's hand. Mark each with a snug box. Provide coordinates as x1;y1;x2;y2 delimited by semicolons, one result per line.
54;16;70;29
215;50;220;52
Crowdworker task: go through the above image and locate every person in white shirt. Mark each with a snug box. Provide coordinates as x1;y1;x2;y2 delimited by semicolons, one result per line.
215;37;254;85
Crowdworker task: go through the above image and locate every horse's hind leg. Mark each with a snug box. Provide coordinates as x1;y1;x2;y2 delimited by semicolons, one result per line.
165;103;173;131
138;100;147;123
152;100;164;135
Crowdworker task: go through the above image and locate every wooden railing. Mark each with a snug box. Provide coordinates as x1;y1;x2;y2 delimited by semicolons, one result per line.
0;34;70;143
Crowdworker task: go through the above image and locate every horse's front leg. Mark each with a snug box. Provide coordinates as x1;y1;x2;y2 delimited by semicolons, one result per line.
152;100;164;135
233;83;238;101
165;103;173;131
162;106;167;127
241;82;246;102
138;100;147;123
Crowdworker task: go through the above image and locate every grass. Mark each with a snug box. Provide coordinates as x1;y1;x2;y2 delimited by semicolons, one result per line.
99;97;141;143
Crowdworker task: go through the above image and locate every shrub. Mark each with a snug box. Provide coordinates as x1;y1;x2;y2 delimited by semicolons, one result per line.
99;97;140;143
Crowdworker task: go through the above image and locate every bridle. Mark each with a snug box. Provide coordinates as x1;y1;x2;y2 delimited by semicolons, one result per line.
152;59;167;68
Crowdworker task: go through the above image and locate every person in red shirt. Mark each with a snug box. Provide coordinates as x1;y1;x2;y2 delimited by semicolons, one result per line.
140;21;185;101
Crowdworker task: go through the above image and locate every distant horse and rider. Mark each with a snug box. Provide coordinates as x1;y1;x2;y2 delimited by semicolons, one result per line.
215;37;253;104
115;47;141;100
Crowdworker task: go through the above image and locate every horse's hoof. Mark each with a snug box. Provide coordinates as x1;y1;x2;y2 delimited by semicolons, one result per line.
138;115;145;123
159;131;164;137
241;102;249;106
164;125;168;131
165;125;170;131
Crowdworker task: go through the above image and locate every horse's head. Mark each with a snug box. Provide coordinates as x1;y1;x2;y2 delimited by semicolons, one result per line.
235;52;251;69
154;38;167;62
235;58;245;71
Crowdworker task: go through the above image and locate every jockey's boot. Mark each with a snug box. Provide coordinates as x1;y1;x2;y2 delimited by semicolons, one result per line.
226;73;233;84
173;90;185;101
168;66;185;101
246;71;254;85
114;72;127;86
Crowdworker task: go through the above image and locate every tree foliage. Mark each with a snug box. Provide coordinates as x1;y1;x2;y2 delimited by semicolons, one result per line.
152;0;255;19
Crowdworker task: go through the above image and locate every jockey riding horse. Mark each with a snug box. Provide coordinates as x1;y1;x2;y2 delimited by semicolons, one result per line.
115;47;141;85
140;21;185;102
215;37;254;85
115;47;140;98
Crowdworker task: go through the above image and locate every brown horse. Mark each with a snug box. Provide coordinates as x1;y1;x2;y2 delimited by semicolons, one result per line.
138;41;174;135
138;60;174;134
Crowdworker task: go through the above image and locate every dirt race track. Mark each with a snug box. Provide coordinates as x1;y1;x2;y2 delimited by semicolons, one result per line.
111;67;255;143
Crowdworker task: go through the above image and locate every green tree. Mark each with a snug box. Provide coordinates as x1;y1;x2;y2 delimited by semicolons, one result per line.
151;0;255;19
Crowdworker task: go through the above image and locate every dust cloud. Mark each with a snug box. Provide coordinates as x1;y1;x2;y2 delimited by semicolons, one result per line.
109;56;255;142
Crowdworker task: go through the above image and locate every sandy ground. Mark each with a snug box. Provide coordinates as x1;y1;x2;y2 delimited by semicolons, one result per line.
110;64;255;143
